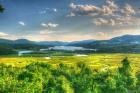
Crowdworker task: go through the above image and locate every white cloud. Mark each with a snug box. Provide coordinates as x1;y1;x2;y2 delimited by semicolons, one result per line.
101;0;118;15
41;22;59;28
68;0;118;17
40;8;57;14
40;10;47;14
113;29;140;35
68;0;139;27
95;31;111;40
53;8;57;12
69;3;76;9
94;16;140;26
39;31;54;34
67;12;76;17
69;3;101;16
94;18;115;26
0;32;8;36
121;4;135;16
41;23;47;27
97;32;106;36
18;21;25;26
92;1;139;26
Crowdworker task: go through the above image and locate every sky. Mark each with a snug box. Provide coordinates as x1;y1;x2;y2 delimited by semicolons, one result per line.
0;0;140;41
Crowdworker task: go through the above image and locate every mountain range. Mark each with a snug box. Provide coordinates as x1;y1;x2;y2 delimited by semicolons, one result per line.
0;35;140;46
0;34;140;53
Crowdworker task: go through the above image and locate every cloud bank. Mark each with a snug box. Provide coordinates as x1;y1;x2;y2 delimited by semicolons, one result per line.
41;22;59;28
68;0;140;26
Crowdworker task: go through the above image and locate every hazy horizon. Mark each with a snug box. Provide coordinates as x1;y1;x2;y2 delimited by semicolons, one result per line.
0;34;140;42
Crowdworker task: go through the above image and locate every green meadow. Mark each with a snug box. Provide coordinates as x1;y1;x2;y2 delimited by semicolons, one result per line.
0;54;140;70
1;54;140;93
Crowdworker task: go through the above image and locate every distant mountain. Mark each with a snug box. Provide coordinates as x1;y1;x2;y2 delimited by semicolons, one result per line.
69;35;140;53
90;35;140;46
0;34;140;47
109;35;140;45
36;41;69;46
36;40;96;46
0;38;34;45
68;39;96;46
71;35;140;46
0;38;13;44
0;34;140;53
14;39;34;44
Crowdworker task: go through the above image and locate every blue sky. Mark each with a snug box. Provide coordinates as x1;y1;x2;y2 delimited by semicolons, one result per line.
0;0;140;41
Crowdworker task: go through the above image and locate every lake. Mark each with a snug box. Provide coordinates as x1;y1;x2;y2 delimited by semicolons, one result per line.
18;46;97;56
41;46;97;51
18;50;34;56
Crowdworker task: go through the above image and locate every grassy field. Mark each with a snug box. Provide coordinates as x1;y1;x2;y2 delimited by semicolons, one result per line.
0;53;140;93
0;53;140;71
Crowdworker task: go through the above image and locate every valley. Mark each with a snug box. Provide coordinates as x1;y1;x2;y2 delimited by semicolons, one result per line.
1;0;140;92
0;35;140;93
1;35;140;56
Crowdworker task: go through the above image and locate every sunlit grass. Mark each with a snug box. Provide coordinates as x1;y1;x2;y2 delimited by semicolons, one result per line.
0;53;140;70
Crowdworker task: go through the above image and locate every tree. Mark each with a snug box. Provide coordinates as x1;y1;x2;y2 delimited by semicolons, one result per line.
119;57;132;76
0;45;16;55
118;57;137;89
0;4;4;13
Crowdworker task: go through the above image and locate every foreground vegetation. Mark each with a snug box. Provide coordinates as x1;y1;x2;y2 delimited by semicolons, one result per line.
0;55;140;93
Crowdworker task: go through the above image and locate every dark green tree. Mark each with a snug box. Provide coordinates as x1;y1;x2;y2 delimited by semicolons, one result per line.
119;57;132;76
118;57;137;90
0;4;4;13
